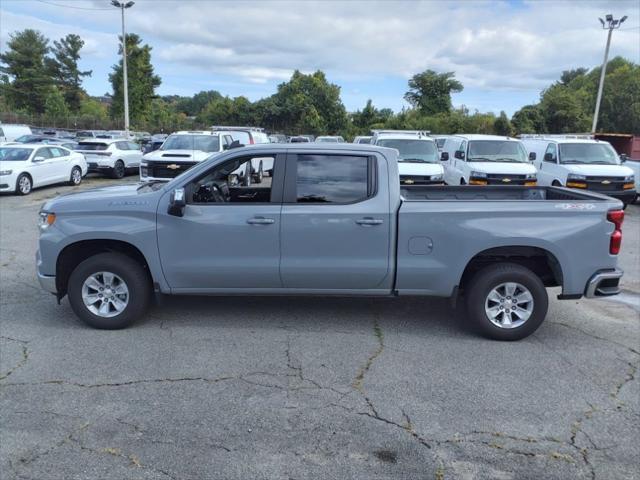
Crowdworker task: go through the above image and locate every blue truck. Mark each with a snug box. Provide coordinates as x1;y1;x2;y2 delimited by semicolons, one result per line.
37;144;625;340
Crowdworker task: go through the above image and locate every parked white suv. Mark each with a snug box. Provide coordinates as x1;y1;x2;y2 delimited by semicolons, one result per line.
371;130;444;185
0;144;87;195
76;139;142;179
441;134;537;186
141;131;235;182
521;135;636;206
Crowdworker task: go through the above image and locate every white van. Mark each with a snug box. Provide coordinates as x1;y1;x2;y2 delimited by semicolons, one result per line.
521;135;636;206
0;124;32;143
371;130;444;185
441;134;537;186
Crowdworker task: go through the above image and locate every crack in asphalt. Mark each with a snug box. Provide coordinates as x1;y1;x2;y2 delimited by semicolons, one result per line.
549;321;640;357
0;335;30;380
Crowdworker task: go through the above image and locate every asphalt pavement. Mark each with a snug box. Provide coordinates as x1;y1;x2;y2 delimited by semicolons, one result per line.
1;176;638;480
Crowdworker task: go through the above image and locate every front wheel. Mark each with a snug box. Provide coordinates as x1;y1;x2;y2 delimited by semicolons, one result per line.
67;252;151;329
16;173;32;195
465;263;548;341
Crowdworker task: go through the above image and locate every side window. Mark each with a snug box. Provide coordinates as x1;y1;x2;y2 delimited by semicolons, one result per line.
189;155;275;204
116;141;129;150
48;147;64;157
544;143;557;162
35;148;52;159
128;142;139;150
224;135;232;146
295;154;371;204
456;140;467;160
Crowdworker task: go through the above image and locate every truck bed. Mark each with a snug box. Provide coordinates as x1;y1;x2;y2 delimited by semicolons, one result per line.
400;185;611;202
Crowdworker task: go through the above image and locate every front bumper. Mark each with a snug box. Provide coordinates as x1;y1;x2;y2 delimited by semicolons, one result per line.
593;189;637;204
585;268;623;298
37;271;57;294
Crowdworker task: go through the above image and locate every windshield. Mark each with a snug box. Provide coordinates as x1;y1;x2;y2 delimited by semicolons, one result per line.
76;131;93;137
0;147;33;161
376;139;438;163
316;137;338;143
467;140;528;163
14;135;40;143
78;142;109;151
161;135;220;152
559;143;620;165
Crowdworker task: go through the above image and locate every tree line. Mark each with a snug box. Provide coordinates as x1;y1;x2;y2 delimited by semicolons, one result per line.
1;29;638;136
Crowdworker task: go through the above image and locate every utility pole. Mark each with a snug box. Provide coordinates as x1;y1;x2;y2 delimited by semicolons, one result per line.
111;1;135;137
592;14;627;133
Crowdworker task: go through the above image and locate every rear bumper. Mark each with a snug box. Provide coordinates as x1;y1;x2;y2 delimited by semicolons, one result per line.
585;268;623;298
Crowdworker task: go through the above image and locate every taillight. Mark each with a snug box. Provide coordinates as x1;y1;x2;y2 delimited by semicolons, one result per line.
249;136;254;145
607;210;624;254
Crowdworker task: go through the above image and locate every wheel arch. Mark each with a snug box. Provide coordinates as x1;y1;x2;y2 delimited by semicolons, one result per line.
56;239;152;298
459;245;563;292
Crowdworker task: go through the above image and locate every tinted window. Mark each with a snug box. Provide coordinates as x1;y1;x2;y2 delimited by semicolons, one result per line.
296;155;369;203
161;135;220;152
544;143;557;162
116;141;129;150
0;148;33;161
128;142;139;150
35;148;52;159
467;141;528;163
559;143;620;165
78;142;109;151
376;139;438;163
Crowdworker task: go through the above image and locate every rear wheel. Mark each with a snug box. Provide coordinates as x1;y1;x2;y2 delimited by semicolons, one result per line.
69;166;82;186
111;160;126;179
552;180;562;186
67;252;151;329
16;173;32;195
465;263;548;341
460;178;467;185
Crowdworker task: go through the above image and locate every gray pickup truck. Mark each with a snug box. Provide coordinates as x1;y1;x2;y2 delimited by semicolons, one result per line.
37;144;625;340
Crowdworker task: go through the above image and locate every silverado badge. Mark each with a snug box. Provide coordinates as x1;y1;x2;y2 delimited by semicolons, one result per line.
167;164;181;170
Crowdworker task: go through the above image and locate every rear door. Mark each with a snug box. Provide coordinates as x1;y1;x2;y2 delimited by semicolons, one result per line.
280;152;391;290
46;147;71;182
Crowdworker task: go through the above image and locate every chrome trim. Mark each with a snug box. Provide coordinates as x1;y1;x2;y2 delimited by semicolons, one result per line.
585;269;623;298
37;272;57;294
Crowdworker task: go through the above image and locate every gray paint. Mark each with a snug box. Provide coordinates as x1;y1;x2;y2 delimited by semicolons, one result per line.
38;143;623;299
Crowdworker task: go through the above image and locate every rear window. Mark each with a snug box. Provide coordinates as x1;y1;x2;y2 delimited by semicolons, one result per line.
295;155;370;203
78;142;109;151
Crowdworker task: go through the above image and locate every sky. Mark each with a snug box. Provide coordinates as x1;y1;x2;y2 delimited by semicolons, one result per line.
1;0;639;116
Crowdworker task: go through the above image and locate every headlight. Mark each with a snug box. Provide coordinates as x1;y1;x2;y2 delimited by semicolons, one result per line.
470;171;487;178
140;161;148;167
525;173;537;180
431;174;444;181
624;175;634;183
38;211;56;231
0;170;12;176
567;173;587;181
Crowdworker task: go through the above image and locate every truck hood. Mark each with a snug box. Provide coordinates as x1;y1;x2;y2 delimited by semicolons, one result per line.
143;149;213;162
41;183;160;213
398;162;444;176
467;162;537;175
562;164;634;177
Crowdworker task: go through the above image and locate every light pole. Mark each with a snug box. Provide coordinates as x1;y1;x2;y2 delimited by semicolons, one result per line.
111;0;135;137
592;14;627;133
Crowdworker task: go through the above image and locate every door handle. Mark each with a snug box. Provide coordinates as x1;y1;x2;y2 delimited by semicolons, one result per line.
247;217;275;225
356;217;383;226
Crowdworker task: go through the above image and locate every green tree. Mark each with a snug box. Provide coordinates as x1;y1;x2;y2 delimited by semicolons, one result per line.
539;84;591;133
44;86;70;125
46;34;91;112
493;111;513;136
511;105;545;134
176;90;223;116
560;68;588;86
0;29;52;113
79;97;108;122
109;33;161;125
404;70;463;115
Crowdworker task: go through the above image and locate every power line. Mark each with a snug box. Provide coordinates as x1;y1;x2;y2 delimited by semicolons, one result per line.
34;0;114;11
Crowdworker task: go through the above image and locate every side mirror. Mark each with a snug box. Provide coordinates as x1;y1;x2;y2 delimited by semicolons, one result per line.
543;152;554;162
229;140;242;149
619;154;628;163
528;152;536;161
32;156;46;162
454;150;465;160
223;144;230;150
168;188;186;217
440;152;449;161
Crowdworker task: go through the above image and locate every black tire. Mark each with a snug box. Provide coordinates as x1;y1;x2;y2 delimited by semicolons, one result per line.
16;173;32;195
111;160;126;179
67;252;151;329
465;263;548;341
552;180;562;187
69;166;82;186
253;162;263;184
460;178;466;185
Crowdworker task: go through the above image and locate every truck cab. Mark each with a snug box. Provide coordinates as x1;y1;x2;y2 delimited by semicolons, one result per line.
371;130;444;186
140;131;235;182
521;135;636;206
441;134;537;186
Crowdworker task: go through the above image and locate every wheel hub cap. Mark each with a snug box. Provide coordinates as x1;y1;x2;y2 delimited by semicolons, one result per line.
484;282;534;329
81;271;129;318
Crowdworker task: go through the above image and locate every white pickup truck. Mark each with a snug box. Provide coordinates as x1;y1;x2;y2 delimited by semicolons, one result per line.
371;130;444;185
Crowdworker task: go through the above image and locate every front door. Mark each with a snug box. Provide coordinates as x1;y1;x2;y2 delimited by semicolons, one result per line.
280;152;392;290
157;153;284;290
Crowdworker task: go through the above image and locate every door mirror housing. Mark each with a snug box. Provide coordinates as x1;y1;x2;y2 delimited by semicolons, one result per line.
168;188;186;217
440;152;449;161
544;152;555;163
619;154;628;163
228;140;242;150
32;156;46;162
454;150;465;160
528;152;536;161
